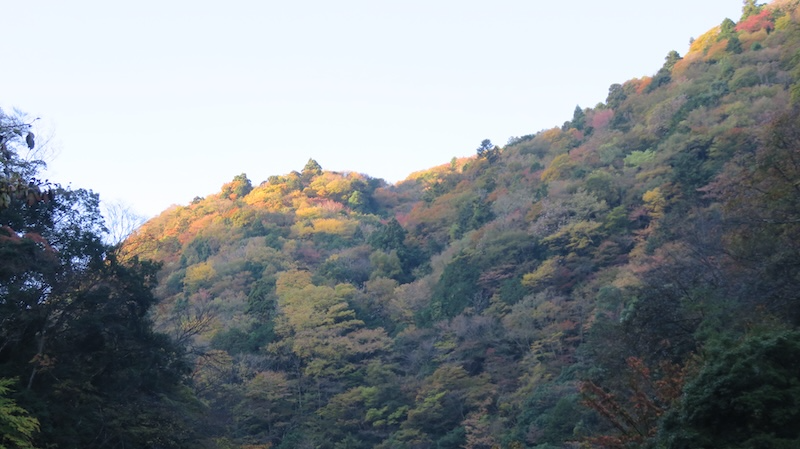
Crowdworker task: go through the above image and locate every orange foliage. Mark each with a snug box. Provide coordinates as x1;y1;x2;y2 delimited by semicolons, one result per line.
670;54;696;78
631;77;652;94
187;214;218;242
704;39;729;61
22;232;55;253
0;226;57;259
403;200;457;240
222;206;241;220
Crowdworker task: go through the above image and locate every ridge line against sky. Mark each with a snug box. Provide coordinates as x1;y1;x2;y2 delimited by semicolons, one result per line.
2;0;744;218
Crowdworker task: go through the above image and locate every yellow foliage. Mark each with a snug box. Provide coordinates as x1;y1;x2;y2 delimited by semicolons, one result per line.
688;27;720;55
311;218;356;236
521;258;559;288
293;198;318;219
538;127;562;142
292;217;357;237
540;154;574;182
334;282;358;299
243;183;288;210
642;187;666;219
739;29;769;48
308;172;351;198
184;261;216;291
544;220;603;251
406;159;465;182
775;13;794;30
275;270;313;296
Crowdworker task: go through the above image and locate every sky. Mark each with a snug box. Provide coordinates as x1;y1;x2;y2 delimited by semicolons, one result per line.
2;0;745;218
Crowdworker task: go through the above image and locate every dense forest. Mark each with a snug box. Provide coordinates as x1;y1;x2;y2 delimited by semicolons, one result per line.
3;0;800;448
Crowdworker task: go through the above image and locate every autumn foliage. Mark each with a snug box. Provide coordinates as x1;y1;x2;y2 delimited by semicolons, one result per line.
23;1;799;448
736;9;775;33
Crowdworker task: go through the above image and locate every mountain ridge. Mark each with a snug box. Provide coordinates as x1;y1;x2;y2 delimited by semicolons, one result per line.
116;3;800;447
2;1;797;448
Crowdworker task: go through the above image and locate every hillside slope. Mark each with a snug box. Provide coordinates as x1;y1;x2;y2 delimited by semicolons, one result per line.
124;1;800;447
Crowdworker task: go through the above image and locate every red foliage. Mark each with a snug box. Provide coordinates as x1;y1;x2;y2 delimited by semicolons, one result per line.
580;357;685;448
591;109;614;130
568;128;584;141
23;232;55;253
569;143;595;163
0;225;22;243
735;10;774;33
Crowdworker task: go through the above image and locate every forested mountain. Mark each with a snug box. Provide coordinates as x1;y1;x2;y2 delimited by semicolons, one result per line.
0;115;199;446
3;0;800;448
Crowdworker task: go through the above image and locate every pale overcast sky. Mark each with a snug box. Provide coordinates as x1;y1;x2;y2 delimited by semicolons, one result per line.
3;0;744;218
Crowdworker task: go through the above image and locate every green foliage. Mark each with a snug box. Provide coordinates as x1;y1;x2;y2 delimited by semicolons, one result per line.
720;17;737;37
571;105;586;131
369;218;407;251
211;323;274;354
220;173;253;199
729;66;761;90
0;378;39;449
584;170;621;206
741;0;765;21
0;107;199;449
727;34;744;53
647;51;682;92
623;149;656;167
451;195;494;239
0;111;50;211
663;50;682;71
182;235;216;265
606;83;627;110
368;218;425;282
476;139;500;163
425;252;481;322
302;158;323;181
659;330;800;449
